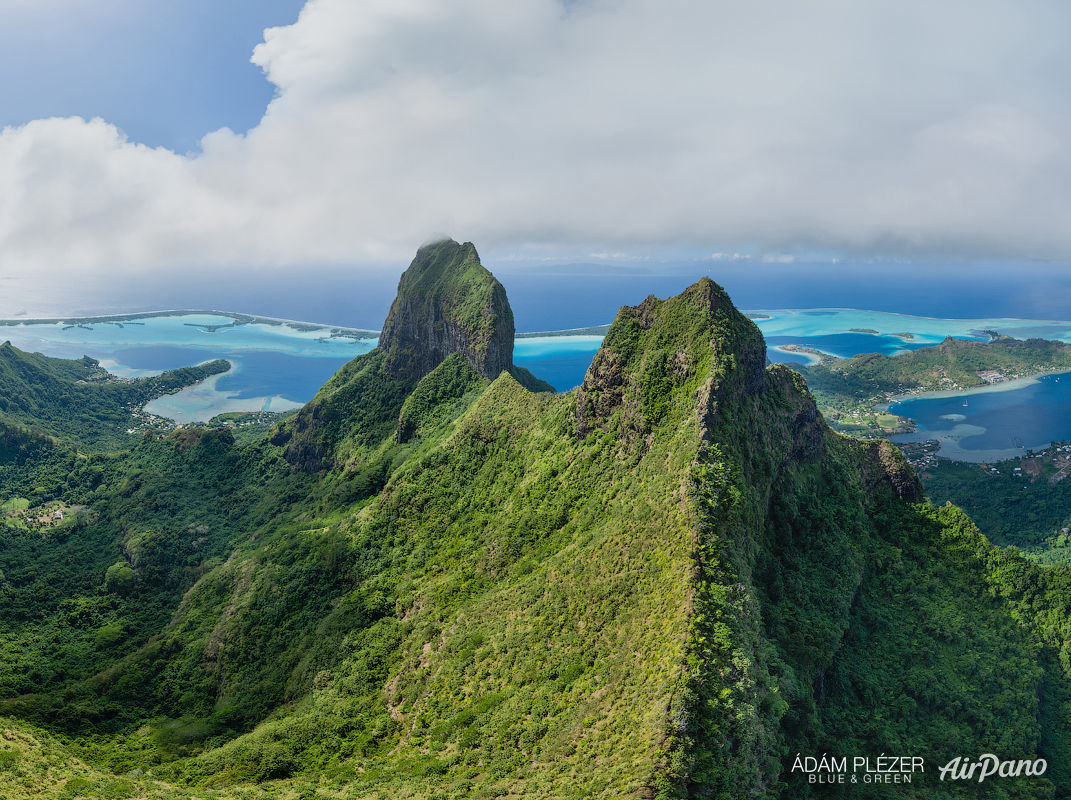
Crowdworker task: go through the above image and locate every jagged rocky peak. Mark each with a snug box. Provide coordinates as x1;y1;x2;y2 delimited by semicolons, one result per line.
379;238;515;382
576;277;767;442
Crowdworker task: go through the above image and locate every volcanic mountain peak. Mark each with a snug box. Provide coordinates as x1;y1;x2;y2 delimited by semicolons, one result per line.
378;238;515;382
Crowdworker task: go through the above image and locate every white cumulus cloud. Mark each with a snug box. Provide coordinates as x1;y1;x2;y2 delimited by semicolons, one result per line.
3;0;1071;277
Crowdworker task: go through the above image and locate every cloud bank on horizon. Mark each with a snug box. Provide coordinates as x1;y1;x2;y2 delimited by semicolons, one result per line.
2;0;1070;276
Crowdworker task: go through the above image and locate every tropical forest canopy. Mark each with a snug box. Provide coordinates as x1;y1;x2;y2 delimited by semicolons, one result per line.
0;241;1067;799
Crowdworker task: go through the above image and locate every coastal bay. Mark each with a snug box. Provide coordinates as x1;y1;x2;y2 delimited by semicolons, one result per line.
888;372;1071;461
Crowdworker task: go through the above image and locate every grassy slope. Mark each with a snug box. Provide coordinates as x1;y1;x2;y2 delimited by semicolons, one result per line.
149;281;1067;797
0;280;1070;798
150;368;698;796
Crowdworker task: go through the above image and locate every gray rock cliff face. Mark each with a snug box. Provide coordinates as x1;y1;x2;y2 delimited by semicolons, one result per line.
379;239;515;382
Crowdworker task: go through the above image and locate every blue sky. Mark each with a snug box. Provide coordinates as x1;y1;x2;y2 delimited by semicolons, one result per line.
0;0;305;153
2;0;1071;284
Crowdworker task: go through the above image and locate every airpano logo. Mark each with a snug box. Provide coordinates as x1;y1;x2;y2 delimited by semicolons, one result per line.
790;752;1048;786
939;755;1047;782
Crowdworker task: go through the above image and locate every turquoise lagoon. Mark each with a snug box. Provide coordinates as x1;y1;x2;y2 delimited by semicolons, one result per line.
512;336;605;393
749;308;1071;362
8;307;1071;451
751;309;1071;461
752;308;1071;342
0;312;606;418
515;309;1055;387
0;313;376;423
0;312;606;420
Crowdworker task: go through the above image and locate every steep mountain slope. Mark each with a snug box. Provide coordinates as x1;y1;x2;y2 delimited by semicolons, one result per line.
271;239;549;473
0;251;1069;798
379;238;515;382
377;238;550;393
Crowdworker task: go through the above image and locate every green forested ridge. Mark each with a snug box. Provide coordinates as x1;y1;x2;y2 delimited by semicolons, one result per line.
797;335;1071;437
0;261;1069;798
916;456;1071;564
508;364;555;393
804;335;1071;395
0;342;230;451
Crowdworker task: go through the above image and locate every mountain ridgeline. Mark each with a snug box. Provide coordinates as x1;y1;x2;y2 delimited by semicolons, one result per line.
0;241;1069;798
270;239;552;471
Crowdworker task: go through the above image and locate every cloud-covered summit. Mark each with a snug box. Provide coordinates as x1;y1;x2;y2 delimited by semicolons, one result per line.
2;0;1071;277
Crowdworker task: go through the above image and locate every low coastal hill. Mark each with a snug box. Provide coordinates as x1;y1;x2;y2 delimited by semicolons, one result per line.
792;334;1071;439
0;342;229;451
804;334;1071;397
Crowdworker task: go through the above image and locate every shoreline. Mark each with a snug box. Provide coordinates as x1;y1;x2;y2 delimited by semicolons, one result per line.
877;368;1071;410
0;308;622;343
889;429;1051;464
882;368;1071;463
767;344;824;365
143;361;304;424
744;307;1071;324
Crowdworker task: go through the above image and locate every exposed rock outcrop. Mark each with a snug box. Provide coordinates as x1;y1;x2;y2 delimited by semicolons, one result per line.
275;239;548;472
379;239;515;382
576;277;766;445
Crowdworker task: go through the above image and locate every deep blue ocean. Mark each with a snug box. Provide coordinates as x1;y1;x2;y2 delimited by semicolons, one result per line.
33;260;1071;335
97;261;1071;392
514;352;598;394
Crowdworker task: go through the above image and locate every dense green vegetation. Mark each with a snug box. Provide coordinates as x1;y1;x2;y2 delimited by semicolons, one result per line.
804;335;1071;396
0;425;318;730
508;364;555;393
917;455;1071;564
206;410;300;446
0;342;229;451
2;258;1071;797
796;335;1071;438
